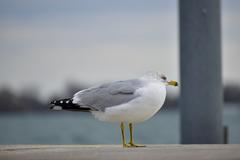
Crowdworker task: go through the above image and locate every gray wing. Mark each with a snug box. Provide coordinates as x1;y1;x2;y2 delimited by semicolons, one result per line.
72;79;144;111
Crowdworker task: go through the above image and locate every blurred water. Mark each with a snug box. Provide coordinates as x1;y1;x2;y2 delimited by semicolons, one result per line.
0;106;239;144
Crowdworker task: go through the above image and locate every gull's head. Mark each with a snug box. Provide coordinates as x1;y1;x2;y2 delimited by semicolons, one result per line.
141;71;178;87
159;74;178;87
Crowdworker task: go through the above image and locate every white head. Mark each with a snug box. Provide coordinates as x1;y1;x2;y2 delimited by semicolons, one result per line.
141;71;178;86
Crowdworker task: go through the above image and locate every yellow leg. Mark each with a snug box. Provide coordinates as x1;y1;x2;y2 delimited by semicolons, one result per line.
120;122;130;148
128;123;145;147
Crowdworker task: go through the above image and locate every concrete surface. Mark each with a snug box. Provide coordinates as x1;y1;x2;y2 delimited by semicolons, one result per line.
0;145;240;160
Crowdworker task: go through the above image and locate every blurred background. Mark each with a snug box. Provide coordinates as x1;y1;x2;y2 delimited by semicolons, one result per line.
0;0;239;144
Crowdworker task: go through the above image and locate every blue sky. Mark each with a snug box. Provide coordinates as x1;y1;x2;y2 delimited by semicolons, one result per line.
0;0;239;99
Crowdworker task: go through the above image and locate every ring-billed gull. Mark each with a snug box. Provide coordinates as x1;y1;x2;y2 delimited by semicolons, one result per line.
50;72;178;147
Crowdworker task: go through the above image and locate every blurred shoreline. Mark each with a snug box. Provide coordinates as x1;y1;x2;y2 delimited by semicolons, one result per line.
0;83;240;113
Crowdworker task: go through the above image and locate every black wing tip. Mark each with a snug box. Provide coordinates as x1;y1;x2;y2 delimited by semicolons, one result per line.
49;98;71;110
49;105;54;109
50;100;55;105
49;98;91;112
50;98;71;104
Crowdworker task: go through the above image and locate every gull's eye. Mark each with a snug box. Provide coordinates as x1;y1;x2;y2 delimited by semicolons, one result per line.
160;75;167;81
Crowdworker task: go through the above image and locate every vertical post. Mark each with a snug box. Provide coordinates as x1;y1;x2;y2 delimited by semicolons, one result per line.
179;0;223;143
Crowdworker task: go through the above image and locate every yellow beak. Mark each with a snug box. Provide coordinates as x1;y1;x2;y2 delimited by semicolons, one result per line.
167;80;178;86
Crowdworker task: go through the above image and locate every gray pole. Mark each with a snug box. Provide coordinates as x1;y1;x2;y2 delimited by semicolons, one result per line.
179;0;223;143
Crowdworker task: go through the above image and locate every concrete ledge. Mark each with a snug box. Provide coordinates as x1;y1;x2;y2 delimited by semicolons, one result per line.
1;145;240;160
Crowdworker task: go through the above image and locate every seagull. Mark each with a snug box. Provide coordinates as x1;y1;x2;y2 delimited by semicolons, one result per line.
50;72;178;147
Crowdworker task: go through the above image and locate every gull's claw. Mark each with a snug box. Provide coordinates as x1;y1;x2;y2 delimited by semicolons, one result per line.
123;143;131;148
128;143;146;147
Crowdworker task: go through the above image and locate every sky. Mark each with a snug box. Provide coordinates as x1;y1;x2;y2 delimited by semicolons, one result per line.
0;0;239;99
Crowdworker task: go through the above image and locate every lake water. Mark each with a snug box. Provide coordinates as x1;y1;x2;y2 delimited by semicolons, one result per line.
0;107;240;144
